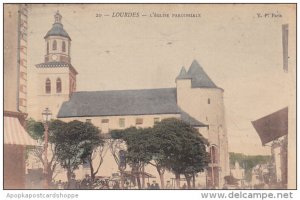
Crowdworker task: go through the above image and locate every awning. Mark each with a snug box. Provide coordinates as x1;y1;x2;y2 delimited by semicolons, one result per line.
4;116;38;146
251;107;288;145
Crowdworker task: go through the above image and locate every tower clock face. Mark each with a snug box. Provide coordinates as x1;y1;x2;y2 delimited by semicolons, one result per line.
52;54;58;61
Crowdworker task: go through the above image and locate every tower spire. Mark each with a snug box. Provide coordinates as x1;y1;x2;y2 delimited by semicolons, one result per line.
54;10;62;24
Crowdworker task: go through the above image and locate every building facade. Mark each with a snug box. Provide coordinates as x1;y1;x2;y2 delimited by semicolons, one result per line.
28;11;229;188
4;4;37;189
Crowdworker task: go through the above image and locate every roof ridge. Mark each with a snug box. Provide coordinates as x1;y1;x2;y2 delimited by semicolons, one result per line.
74;87;177;94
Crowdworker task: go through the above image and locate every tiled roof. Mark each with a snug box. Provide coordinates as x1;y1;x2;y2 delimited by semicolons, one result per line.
57;88;206;127
58;88;180;117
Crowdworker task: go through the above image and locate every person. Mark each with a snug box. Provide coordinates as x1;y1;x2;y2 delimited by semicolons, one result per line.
67;174;78;189
132;184;139;189
222;184;228;189
57;180;63;189
146;182;151;189
165;181;172;189
81;174;91;189
150;181;156;189
155;183;160;189
124;181;129;189
113;181;120;189
181;183;187;189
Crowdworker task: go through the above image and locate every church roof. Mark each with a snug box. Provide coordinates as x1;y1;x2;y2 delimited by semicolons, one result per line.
187;60;218;88
176;60;220;89
58;88;206;127
176;66;191;80
44;11;71;40
45;23;71;40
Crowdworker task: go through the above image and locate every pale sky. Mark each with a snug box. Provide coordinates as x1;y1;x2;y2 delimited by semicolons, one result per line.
27;4;296;155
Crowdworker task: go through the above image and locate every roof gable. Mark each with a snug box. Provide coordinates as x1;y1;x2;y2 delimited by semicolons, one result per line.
176;66;191;80
187;60;218;88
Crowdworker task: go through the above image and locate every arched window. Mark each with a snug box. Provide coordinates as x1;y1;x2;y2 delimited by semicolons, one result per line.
56;78;62;93
45;78;51;94
52;40;57;50
47;42;49;54
62;41;66;52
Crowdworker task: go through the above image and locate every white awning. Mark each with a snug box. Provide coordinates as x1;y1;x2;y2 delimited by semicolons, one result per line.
4;116;38;146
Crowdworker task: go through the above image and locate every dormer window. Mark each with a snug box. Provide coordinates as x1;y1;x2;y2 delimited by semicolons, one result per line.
52;40;57;50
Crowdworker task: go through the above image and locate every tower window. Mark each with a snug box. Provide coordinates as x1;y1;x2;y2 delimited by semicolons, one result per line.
52;40;57;50
208;98;211;104
62;41;66;52
56;78;62;93
47;42;49;54
45;78;51;94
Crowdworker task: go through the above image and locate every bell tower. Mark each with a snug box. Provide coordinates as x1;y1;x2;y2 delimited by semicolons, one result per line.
44;11;71;64
31;11;77;120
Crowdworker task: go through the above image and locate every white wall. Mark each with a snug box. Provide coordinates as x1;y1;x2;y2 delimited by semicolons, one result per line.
176;78;230;187
60;113;180;133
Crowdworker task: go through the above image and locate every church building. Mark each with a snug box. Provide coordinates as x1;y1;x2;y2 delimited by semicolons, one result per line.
28;11;229;188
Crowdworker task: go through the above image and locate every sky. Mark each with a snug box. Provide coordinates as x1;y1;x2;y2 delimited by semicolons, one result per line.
26;4;296;155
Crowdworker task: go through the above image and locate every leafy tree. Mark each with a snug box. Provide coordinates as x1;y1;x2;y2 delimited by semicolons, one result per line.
144;129;169;189
153;118;210;189
107;137;127;189
111;118;210;189
124;128;153;189
26;118;65;185
26;118;45;141
80;122;105;181
53;120;102;182
229;152;272;181
111;127;153;189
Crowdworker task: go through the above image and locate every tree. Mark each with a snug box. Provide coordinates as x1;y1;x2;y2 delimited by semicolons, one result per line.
122;128;153;189
110;127;152;189
26;118;65;185
80;122;105;181
53;120;102;182
229;152;272;181
144;131;168;189
153;118;210;189
107;137;126;188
